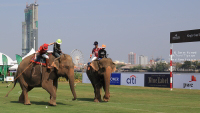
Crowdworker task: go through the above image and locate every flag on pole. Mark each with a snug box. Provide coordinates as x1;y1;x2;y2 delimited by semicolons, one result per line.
0;66;2;75
2;54;8;78
16;54;22;65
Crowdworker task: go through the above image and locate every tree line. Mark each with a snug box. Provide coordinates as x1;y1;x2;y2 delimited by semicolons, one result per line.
116;61;200;72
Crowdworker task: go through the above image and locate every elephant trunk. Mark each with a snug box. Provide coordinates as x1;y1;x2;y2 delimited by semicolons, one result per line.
103;66;112;101
67;68;77;100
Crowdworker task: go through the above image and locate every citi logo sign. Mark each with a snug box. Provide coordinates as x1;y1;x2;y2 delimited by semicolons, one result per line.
183;75;197;88
172;34;180;40
126;75;136;84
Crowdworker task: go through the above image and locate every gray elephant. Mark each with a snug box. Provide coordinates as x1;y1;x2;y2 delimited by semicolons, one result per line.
6;54;76;106
86;58;116;102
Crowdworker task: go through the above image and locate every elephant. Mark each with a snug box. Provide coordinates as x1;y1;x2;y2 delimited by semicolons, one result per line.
86;58;116;102
5;53;77;106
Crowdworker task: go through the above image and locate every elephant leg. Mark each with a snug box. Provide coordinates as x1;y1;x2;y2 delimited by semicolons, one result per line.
103;66;112;102
42;80;57;106
68;68;77;100
88;75;96;100
102;81;110;98
18;79;32;105
50;79;58;100
94;84;102;102
19;86;33;104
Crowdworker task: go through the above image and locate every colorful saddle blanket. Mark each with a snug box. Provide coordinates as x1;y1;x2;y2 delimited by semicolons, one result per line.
30;54;51;66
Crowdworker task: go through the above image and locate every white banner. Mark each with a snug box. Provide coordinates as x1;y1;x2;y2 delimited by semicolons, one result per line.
6;76;14;82
121;73;144;86
82;73;91;84
173;74;200;90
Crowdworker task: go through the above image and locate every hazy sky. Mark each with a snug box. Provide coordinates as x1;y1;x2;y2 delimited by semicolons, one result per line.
1;0;200;63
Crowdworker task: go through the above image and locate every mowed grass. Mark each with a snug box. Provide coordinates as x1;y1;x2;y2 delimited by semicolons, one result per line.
0;82;200;113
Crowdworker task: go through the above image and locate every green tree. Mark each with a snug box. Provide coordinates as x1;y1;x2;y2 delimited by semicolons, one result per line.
175;62;182;71
155;62;167;72
136;65;143;70
181;61;191;69
192;61;198;70
116;64;125;69
196;62;200;69
147;65;155;72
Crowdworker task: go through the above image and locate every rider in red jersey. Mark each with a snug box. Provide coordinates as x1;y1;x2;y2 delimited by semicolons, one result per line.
90;41;101;61
35;42;54;68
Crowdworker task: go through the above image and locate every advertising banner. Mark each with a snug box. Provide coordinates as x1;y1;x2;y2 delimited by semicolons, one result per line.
170;29;200;43
6;76;14;82
173;74;200;90
82;73;121;85
110;73;121;85
82;73;91;84
121;73;144;86
144;74;170;88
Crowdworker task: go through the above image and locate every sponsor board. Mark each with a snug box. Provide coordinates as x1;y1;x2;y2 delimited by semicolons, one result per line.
6;76;14;82
144;74;170;88
110;73;121;85
121;73;144;86
173;74;200;89
170;29;200;43
82;73;121;85
82;73;91;84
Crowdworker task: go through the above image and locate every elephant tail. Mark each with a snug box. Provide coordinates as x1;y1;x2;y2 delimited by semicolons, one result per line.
5;79;17;97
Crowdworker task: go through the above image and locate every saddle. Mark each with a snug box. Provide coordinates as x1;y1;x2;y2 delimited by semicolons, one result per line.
30;53;52;66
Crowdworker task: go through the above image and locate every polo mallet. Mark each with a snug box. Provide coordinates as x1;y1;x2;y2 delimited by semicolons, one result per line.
6;63;32;88
5;62;33;97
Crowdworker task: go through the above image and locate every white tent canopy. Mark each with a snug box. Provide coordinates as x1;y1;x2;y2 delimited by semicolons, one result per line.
22;48;35;60
0;53;14;65
9;64;18;71
9;48;36;71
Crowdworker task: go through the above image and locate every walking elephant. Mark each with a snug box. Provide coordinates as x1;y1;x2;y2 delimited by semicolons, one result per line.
5;53;77;106
86;58;116;102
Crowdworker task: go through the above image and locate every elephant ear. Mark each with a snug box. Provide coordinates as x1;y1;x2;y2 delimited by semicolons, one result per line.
91;60;99;71
112;67;116;73
53;57;60;70
111;63;116;72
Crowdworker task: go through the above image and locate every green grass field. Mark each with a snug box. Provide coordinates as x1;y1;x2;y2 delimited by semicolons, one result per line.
0;82;200;113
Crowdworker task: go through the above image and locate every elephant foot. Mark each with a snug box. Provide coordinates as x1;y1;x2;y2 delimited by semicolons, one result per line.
49;100;57;106
94;98;102;102
94;98;99;102
72;98;77;101
103;95;109;102
24;101;31;105
49;103;57;106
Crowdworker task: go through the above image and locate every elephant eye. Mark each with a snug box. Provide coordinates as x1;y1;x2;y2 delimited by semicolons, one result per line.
64;66;69;69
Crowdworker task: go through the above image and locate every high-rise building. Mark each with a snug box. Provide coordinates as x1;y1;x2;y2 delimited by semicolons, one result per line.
22;2;38;56
128;52;136;64
139;55;148;65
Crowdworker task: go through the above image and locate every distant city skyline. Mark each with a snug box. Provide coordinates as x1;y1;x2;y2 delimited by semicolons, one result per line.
1;1;200;63
128;52;136;64
139;55;148;65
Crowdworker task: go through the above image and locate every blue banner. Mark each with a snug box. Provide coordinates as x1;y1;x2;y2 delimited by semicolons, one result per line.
110;73;121;85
